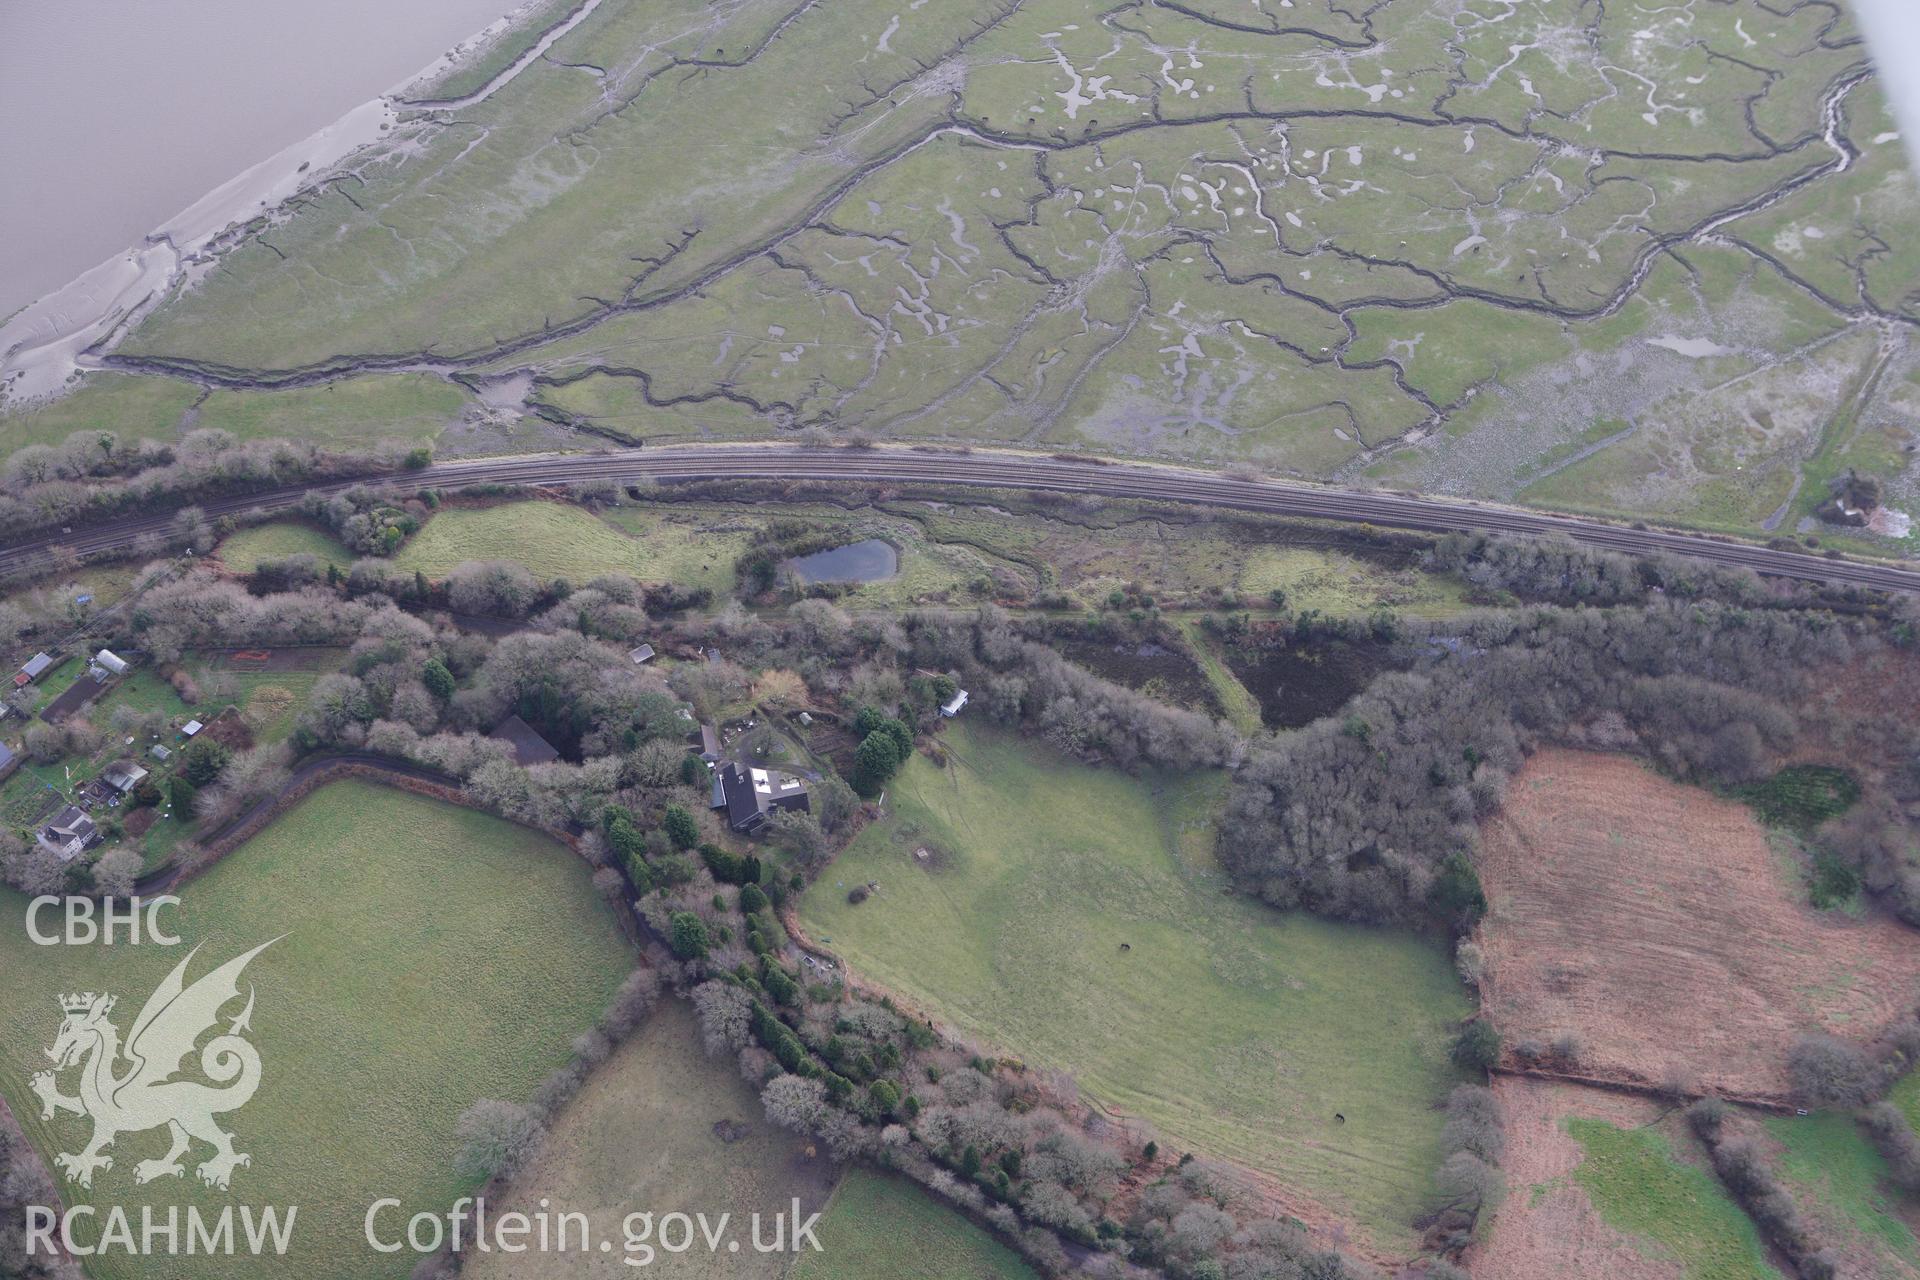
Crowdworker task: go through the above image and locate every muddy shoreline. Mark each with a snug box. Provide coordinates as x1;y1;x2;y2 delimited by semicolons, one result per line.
0;0;571;407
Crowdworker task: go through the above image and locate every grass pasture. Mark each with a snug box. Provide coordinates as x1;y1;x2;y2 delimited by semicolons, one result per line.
790;1168;1038;1280
1898;1071;1920;1134
395;501;741;592
0;780;630;1280
1237;545;1468;619
1764;1112;1920;1278
463;1000;835;1280
800;722;1468;1251
193;374;466;450
1565;1116;1773;1280
0;372;201;452
0;371;465;456
217;521;355;575
1476;1077;1772;1280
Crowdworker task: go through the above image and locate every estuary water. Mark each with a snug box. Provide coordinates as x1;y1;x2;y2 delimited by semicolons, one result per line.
0;0;522;319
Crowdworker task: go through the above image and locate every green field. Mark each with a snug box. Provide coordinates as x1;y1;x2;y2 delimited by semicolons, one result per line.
392;502;739;591
464;1000;832;1280
463;999;1018;1280
216;522;355;574
0;373;201;452
790;1168;1037;1280
1236;545;1468;618
1765;1112;1920;1275
1897;1072;1920;1132
799;722;1469;1251
0;371;466;455
194;375;467;450
1172;618;1263;735
1566;1117;1774;1280
0;780;630;1280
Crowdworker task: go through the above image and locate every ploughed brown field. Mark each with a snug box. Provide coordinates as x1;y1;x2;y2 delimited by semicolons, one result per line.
1468;1078;1681;1280
1476;748;1920;1099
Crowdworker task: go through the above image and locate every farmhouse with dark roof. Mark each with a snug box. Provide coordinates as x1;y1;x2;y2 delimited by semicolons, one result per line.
711;762;810;833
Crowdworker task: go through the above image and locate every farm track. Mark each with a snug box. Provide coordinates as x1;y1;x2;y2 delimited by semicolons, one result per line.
6;444;1919;593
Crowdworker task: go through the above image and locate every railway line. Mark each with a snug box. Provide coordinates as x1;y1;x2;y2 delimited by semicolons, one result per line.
4;444;1917;594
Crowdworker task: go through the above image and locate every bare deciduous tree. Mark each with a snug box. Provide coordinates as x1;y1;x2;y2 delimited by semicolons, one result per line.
452;1100;543;1181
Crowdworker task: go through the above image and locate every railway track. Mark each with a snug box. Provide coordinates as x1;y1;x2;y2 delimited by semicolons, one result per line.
5;444;1918;594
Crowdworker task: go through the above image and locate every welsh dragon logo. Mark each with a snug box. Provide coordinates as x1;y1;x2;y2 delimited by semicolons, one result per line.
30;939;279;1191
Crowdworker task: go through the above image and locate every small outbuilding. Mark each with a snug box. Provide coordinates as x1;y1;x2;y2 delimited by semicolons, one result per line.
181;719;204;738
940;689;970;718
15;653;52;687
696;723;724;763
93;649;129;676
628;643;656;665
149;743;173;763
100;759;149;794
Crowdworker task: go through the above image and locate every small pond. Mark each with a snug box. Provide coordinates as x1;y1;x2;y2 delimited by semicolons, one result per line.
785;538;899;583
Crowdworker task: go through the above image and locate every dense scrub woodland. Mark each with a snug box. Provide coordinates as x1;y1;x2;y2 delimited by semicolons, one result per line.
2;513;1919;1280
1224;600;1891;923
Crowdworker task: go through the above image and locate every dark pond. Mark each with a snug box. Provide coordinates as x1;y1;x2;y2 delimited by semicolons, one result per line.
786;538;899;583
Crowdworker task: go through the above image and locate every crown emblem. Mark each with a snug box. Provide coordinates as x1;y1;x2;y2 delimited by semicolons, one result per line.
59;992;107;1014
